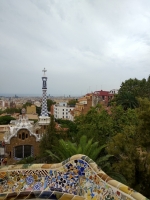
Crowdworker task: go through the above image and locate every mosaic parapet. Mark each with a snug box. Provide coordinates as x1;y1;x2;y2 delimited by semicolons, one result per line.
0;154;148;200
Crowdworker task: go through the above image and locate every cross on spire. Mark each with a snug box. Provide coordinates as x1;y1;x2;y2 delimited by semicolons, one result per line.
42;68;47;76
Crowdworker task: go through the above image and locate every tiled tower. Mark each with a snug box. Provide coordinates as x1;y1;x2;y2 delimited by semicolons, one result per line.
38;68;50;125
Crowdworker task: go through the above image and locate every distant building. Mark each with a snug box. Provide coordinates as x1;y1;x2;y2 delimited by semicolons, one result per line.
52;102;74;120
93;90;115;105
71;93;93;120
9;101;16;108
70;90;117;120
34;101;41;107
0;100;5;108
26;105;36;114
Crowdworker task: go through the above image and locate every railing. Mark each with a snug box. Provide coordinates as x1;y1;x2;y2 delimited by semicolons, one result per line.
0;154;148;200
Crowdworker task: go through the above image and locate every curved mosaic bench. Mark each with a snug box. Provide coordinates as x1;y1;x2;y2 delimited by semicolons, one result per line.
0;154;148;200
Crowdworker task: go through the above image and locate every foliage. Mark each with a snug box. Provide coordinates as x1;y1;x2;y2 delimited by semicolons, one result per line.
39;115;67;162
107;100;150;197
36;106;41;116
46;134;127;184
22;102;32;108
110;105;138;134
67;98;78;106
115;91;139;110
47;99;56;110
38;91;150;197
0;107;21;115
119;78;147;97
46;135;112;165
136;98;150;147
75;104;114;145
0;115;15;125
111;77;150;110
55;118;77;133
17;156;35;164
40;115;57;154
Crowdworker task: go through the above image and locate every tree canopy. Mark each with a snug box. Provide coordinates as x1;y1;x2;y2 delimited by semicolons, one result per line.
0;115;15;125
112;76;150;110
67;98;78;106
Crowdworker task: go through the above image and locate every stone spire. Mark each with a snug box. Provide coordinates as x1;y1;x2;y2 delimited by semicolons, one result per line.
38;68;50;125
41;68;48;116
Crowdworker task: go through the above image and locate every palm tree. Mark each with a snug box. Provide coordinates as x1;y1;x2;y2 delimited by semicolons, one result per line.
46;135;127;184
46;135;112;164
116;92;138;110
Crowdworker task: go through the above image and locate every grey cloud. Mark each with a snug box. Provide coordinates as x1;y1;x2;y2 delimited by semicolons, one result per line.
0;0;150;95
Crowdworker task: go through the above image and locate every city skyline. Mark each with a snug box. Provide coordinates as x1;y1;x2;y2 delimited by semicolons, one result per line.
0;0;150;96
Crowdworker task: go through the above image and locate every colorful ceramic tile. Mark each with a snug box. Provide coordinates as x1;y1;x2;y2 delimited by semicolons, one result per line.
0;154;148;200
59;193;74;200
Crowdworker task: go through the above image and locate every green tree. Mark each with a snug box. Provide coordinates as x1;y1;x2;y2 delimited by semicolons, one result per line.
22;102;32;108
47;135;127;184
40;115;57;154
55;118;77;134
47;99;55;111
116;91;138;110
119;78;147;98
75;105;114;145
1;107;21;114
111;77;150;110
67;98;78;106
146;75;150;99
36;106;41;116
47;135;112;165
136;98;150;148
110;105;138;134
0;115;15;125
107;103;150;198
39;115;67;162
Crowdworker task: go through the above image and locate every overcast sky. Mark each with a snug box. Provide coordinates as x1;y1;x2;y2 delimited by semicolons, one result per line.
0;0;150;96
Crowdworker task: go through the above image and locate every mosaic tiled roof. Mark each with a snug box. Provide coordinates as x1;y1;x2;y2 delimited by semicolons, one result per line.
3;114;41;144
0;154;148;200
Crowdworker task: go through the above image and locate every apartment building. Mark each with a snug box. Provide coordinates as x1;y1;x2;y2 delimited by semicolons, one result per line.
71;90;117;120
52;102;74;120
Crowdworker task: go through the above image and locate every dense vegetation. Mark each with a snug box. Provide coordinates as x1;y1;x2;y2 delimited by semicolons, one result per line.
67;98;78;106
18;76;150;197
0;108;21;115
39;76;150;198
0;115;15;125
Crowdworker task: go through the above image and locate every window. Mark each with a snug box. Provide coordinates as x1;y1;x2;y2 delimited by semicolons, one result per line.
63;109;64;111
66;109;68;111
22;132;25;140
14;145;33;159
18;130;29;140
66;112;68;115
24;145;32;158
